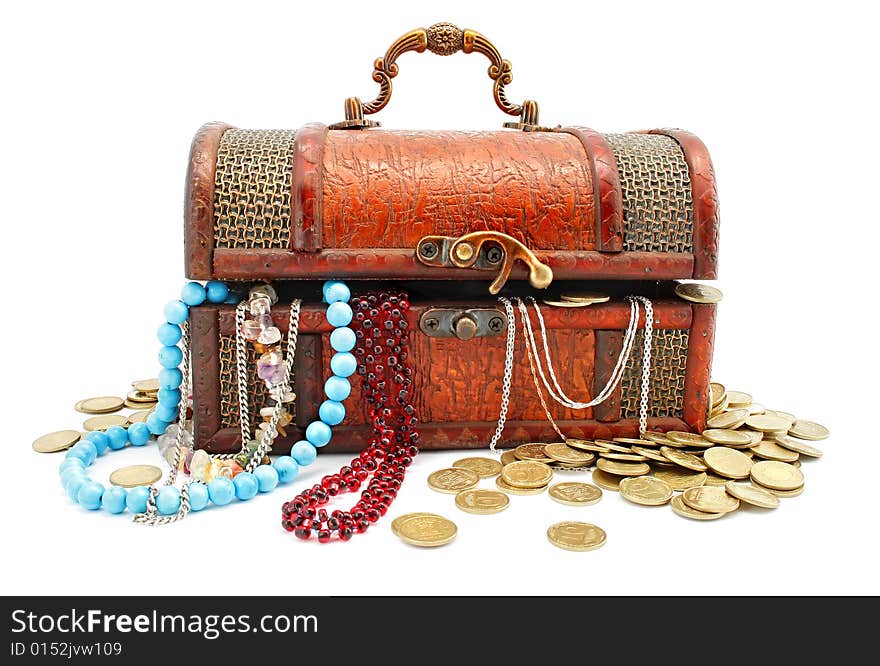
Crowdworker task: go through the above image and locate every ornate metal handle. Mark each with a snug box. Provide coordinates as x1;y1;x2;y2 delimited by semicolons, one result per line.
331;22;540;130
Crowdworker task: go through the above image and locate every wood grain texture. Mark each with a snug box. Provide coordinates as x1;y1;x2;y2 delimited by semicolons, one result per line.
681;303;716;431
593;330;623;422
321;129;596;250
291;124;327;252
647;129;719;279
559;127;624;252
190;305;221;445
184;122;232;279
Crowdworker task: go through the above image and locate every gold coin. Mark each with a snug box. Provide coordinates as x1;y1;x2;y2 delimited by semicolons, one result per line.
612;437;656;446
702;429;753;447
397;514;458;547
126;409;153;424
653;467;707;491
747;403;766;415
599;451;649;462
774;435;823;459
127;390;158;404
132;378;160;393
559;291;611;305
703;472;730;486
124;399;157;410
756;483;805;498
391;512;442;536
706;408;750;430
83;414;129;431
495;476;547;495
596;458;650;477
789;420;830;441
703;447;753;479
659;446;708;472
427;468;480;494
665;431;711;447
643;431;675;444
750;460;804;491
548;482;603;506
674;282;723;304
766;409;797;424
591;468;624;491
594;439;635;453
501;461;554;488
514;443;554;463
109;464;163;488
724;481;780;509
710;382;726;407
546;521;606;552
630;446;670;463
726;391;752;407
452;457;503;478
746;414;792;433
75;395;124;414
454;489;510;515
710;395;731;418
565;439;610;453
500;450;518;466
542;299;590;308
681;485;740;514
750;440;799;463
543;442;596;465
670;494;725;520
619;476;674;506
32;429;80;453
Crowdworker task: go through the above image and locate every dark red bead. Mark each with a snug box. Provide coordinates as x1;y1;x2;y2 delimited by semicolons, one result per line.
317;530;331;543
356;520;369;533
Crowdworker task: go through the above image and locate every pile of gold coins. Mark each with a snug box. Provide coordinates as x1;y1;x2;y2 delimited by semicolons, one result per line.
395;382;828;551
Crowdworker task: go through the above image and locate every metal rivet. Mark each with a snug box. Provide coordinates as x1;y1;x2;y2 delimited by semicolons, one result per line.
420;242;439;259
487;316;504;332
424;318;439;331
453;242;475;262
485;246;504;264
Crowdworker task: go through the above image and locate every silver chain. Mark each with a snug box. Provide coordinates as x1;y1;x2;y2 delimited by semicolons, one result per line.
633;296;654;436
487;297;517;453
234;302;251;450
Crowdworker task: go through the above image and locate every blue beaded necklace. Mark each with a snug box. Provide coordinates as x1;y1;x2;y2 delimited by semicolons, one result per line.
58;279;356;523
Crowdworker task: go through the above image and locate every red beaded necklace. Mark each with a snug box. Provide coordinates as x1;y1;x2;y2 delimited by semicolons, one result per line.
281;290;419;542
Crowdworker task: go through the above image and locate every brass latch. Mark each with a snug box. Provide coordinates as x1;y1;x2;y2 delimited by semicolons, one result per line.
419;307;508;339
416;230;554;294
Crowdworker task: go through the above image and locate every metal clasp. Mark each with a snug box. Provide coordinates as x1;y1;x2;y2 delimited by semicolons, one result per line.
419;307;508;339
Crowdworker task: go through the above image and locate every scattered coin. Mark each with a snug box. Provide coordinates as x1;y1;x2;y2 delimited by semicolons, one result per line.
620;476;674;506
789;420;830;441
702;429;753;447
774;435;823;459
747;403;766;415
746;414;792;433
501;461;554;488
710;395;730;417
127;390;158;404
109;464;163;488
126;410;153;424
397;514;458;547
124;399;157;410
391;512;442;536
653;467;707;491
452;457;503;478
132;378;160;393
591;469;625;491
703;472;730;486
750;461;804;491
766;410;797;424
546;521;607;552
548;482;603;506
643;431;676;445
750;440;799;463
611;437;655;446
598;452;649;462
454;489;510;515
32;429;80;453
674;282;723;304
559;291;611;305
543;442;596;465
724;481;780;509
670;494;725;521
710;382;726;406
514;443;554;463
427;468;480;494
630;446;670;463
495;476;548;495
500;450;518;466
594;440;636;453
665;431;711;448
75;396;125;415
759;483;805;498
660;446;708;472
596;459;650;477
681;486;740;514
541;299;591;308
565;439;611;453
83;414;129;431
703;447;753;479
726;391;753;407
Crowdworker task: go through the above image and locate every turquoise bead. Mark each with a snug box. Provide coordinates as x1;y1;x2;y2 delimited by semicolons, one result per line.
157;322;182;346
158;345;183;369
146;413;170;436
101;486;128;514
154;403;178;422
60;469;86;488
291;440;318;465
77;481;104;510
59;458;85;475
106;425;129;451
65;476;87;502
159;367;183;390
126;486;151;513
188;482;209;511
323;280;350;304
207;478;235;506
273;456;299;483
67;442;96;465
83;431;110;455
156;487;181;515
305;421;332;447
127;422;151;446
205;281;229;304
164;300;189;325
181;282;207;306
329;327;356;352
254;465;279;493
157;387;181;405
233;472;259;501
324;375;351;401
319;400;346;426
330;352;357;377
326;301;353;327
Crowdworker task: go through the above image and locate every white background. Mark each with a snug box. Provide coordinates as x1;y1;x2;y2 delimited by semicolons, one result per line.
1;0;878;596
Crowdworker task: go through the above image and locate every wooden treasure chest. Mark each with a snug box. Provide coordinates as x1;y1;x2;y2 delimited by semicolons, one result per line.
184;23;719;454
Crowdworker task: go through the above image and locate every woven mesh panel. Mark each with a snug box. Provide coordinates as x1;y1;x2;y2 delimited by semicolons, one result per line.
217;332;292;430
621;329;689;419
213;129;297;249
603;133;694;253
